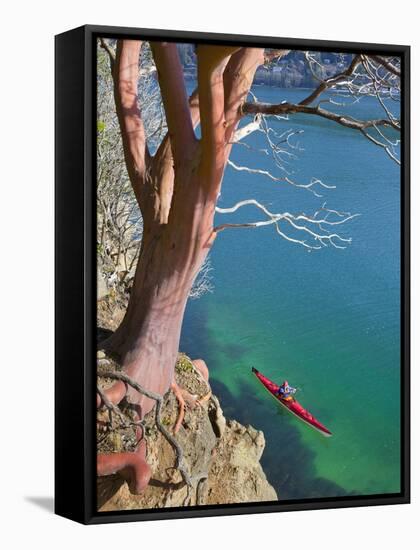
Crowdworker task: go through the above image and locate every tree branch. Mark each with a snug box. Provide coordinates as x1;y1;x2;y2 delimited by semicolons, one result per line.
230;115;262;143
360;128;401;164
99;37;116;71
150;88;201;224
223;48;266;145
227;159;335;196
299;54;362;106
264;49;291;63
113;40;149;209
151;42;196;165
197;44;240;181
242;101;398;132
367;55;401;77
214;199;359;249
189;87;200;129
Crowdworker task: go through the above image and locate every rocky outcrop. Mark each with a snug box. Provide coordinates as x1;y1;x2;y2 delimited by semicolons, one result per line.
97;354;277;511
207;419;277;505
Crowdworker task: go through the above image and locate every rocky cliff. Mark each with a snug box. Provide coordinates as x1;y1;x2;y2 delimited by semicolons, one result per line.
97;354;277;510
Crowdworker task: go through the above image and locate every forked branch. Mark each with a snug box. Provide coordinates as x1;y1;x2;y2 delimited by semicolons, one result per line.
299;54;362;106
227;159;335;197
242;52;401;163
214;199;359;250
242;101;396;132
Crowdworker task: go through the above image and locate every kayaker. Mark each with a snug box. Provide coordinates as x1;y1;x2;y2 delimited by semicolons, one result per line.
277;380;297;401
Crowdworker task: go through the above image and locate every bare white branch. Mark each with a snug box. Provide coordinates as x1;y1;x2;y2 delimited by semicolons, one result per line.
244;52;401;163
227;159;335;197
215;199;359;250
189;256;214;299
232;116;262;143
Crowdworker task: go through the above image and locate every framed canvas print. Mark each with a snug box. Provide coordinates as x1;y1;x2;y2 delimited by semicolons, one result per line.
55;25;410;524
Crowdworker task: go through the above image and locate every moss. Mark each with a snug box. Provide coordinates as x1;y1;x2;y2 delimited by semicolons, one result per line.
176;353;193;373
108;431;123;452
161;415;172;426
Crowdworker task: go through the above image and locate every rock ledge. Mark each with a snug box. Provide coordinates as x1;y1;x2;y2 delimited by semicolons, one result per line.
97;354;277;511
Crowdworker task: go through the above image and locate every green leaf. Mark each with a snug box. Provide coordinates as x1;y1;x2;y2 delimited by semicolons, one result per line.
97;120;106;133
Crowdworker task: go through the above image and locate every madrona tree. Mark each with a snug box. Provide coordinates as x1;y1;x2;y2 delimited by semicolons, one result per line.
96;40;401;493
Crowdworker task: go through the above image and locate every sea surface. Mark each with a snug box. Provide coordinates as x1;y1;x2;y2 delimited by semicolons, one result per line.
181;86;401;500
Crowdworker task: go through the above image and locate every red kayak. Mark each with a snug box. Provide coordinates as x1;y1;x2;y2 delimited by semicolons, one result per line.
252;367;332;437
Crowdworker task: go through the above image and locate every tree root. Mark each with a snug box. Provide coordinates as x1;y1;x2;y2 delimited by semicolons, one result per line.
170;381;187;434
197;391;212;405
98;370;193;487
170;358;212;434
97;385;139;430
191;358;210;382
97;445;151;494
170;381;208;434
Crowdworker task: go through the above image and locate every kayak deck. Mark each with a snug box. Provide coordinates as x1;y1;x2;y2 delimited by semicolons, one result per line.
252;367;332;437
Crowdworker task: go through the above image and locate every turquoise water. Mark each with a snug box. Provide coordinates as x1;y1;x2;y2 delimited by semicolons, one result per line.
181;86;401;500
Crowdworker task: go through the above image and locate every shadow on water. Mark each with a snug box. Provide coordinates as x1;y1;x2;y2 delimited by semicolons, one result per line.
180;303;210;358
98;299;351;500
212;377;350;500
181;302;250;365
181;301;350;501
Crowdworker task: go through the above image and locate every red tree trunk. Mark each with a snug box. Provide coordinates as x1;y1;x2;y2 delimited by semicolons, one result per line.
103;169;214;417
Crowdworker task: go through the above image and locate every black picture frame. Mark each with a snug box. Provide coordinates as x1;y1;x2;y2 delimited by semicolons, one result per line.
55;24;410;525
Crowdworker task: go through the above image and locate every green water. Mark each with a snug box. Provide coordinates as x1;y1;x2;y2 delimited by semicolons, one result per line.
181;87;401;500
